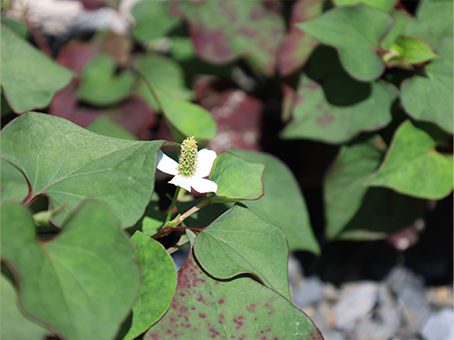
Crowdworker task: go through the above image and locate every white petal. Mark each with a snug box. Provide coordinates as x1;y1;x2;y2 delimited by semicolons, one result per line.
188;176;218;193
169;175;192;192
194;149;217;178
157;150;178;176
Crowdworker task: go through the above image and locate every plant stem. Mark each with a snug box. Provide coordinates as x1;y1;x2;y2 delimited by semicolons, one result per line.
164;186;180;225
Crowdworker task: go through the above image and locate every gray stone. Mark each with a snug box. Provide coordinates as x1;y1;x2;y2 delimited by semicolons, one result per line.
353;285;401;340
421;308;454;340
334;282;378;331
384;266;430;334
291;276;325;309
288;253;304;291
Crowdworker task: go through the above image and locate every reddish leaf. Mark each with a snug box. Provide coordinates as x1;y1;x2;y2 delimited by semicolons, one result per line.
146;251;324;340
194;77;263;153
278;0;323;77
171;0;285;75
78;0;107;10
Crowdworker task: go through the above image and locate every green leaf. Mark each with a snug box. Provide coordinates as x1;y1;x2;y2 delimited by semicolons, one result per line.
137;67;216;141
122;231;177;340
146;251;323;339
1;16;28;39
280;75;398;144
209;152;265;203
1;160;28;204
380;9;412;50
400;37;453;133
1;200;140;340
412;0;453;46
1;112;165;227
76;54;134;106
332;0;397;12
231;149;319;253
366;120;453;199
194;204;290;299
389;35;440;63
1;274;53;340
324;138;425;240
86;116;138;140
135;53;192;111
297;3;394;81
130;0;181;43
1;24;73;113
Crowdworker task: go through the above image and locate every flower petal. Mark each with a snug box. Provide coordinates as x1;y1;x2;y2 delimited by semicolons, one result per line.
169;175;192;192
194;149;217;178
157;150;178;176
188;176;218;193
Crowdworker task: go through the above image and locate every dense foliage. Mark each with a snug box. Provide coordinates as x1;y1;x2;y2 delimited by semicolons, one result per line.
1;0;452;339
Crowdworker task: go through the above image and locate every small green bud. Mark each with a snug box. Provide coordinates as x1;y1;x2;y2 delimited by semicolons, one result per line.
178;136;198;178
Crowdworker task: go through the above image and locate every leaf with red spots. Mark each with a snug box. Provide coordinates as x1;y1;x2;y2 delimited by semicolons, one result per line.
172;0;285;75
194;204;290;299
194;77;263;153
281;46;398;144
146;251;324;340
278;0;323;77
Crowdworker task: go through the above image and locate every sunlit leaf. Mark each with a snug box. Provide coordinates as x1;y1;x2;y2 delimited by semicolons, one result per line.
1;24;73;113
400;37;453;133
231;149;319;254
1;201;140;340
210;152;264;203
194;204;290;299
1;274;53;340
145;251;324;340
366;120;453;199
389;35;439;63
122;232;177;340
297;3;394;81
1;112;165;227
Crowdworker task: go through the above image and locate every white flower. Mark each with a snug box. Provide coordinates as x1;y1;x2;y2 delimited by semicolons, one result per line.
157;139;218;193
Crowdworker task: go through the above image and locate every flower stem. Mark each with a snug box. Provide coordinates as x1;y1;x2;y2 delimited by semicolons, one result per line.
164;186;180;226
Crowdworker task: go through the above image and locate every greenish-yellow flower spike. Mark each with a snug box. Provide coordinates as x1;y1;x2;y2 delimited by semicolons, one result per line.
178;136;198;177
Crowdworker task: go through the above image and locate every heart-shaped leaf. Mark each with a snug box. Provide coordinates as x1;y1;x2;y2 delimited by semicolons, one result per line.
135;53;192;112
1;24;73;113
130;0;181;43
209;152;265;203
231;149;320;254
172;0;285;75
145;251;324;340
400;37;453;133
1;274;53;340
332;0;397;12
389;35;439;63
278;0;323;76
366;120;453;199
137;69;216;141
1;112;165;227
280;75;398;144
411;0;453;47
1;160;28;204
122;231;177;340
297;3;394;81
76;54;134;106
324;138;425;240
194;204;290;299
1;200;140;340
